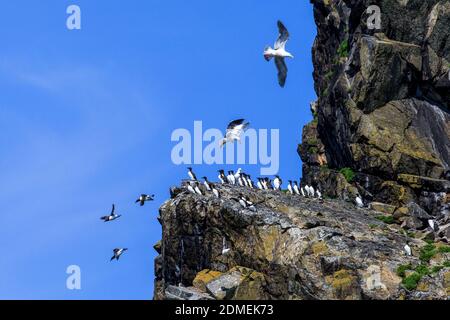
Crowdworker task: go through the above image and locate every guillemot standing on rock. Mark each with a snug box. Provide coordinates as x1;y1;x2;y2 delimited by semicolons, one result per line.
218;170;226;184
187;167;197;181
264;20;294;87
110;248;128;261
428;219;439;232
100;204;122;222
202;177;212;191
355;195;364;208
404;243;412;256
212;186;220;199
274;175;282;191
227;171;236;185
194;182;203;195
293;181;300;195
222;237;231;256
187;183;196;195
135;194;154;206
287;181;293;194
257;178;264;190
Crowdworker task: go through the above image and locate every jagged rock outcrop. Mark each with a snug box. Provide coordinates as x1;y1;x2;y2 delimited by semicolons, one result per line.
300;0;450;219
154;183;450;300
154;0;450;300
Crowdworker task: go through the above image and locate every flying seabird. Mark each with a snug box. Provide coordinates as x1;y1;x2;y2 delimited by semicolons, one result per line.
202;177;212;191
287;181;293;194
100;204;122;222
110;248;128;261
273;175;282;191
220;119;250;147
218;170;226;184
187;167;197;181
263;20;294;87
135;194;154;206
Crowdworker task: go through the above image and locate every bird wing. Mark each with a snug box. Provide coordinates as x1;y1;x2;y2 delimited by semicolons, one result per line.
110;204;115;215
274;20;290;50
226;120;249;140
275;57;288;87
113;248;120;253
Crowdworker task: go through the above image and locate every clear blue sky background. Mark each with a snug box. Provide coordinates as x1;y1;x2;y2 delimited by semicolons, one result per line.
0;1;316;299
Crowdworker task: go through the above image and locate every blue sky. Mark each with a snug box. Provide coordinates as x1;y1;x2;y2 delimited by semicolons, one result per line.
0;1;316;299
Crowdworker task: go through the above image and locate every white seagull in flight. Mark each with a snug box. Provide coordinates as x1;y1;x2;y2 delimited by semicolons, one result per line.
264;20;294;87
220;119;250;147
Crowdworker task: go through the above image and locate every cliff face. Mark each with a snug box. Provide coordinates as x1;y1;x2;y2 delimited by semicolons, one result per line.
300;0;450;217
154;0;450;300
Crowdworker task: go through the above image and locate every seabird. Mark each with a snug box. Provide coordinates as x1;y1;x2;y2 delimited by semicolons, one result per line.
234;168;243;179
404;243;412;256
220;119;250;147
310;186;316;198
227;171;236;185
355;195;364;208
263;20;294;87
428;219;438;232
100;204;122;222
316;189;322;199
300;187;306;197
257;178;264;190
293;181;300;195
110;248;128;261
187;167;197;181
218;170;226;184
194;182;203;195
212;186;220;198
273;175;282;191
187;183;196;194
222;237;231;256
202;177;212;191
287;181;293;194
237;175;245;187
135;194;154;206
246;175;254;189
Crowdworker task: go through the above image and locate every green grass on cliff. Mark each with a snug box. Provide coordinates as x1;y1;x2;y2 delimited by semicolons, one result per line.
339;167;355;183
337;39;349;58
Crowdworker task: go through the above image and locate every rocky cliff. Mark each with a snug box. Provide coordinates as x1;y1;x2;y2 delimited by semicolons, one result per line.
154;0;450;300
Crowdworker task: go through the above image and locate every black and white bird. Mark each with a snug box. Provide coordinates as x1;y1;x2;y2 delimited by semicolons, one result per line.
287;181;294;194
220;119;250;147
263;20;294;87
187;167;197;181
202;177;212;191
212;186;220;199
110;248;128;261
293;181;300;195
187;182;196;194
218;170;226;184
194;182;203;195
355;195;364;208
273;175;282;191
316;189;322;199
135;194;154;206
300;186;306;197
222;237;231;256
404;243;412;256
309;186;316;198
428;219;439;232
245;175;254;189
257;178;264;190
227;171;236;185
100;204;122;222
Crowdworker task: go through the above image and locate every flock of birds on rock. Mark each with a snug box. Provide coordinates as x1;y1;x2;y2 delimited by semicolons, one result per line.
100;194;154;261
